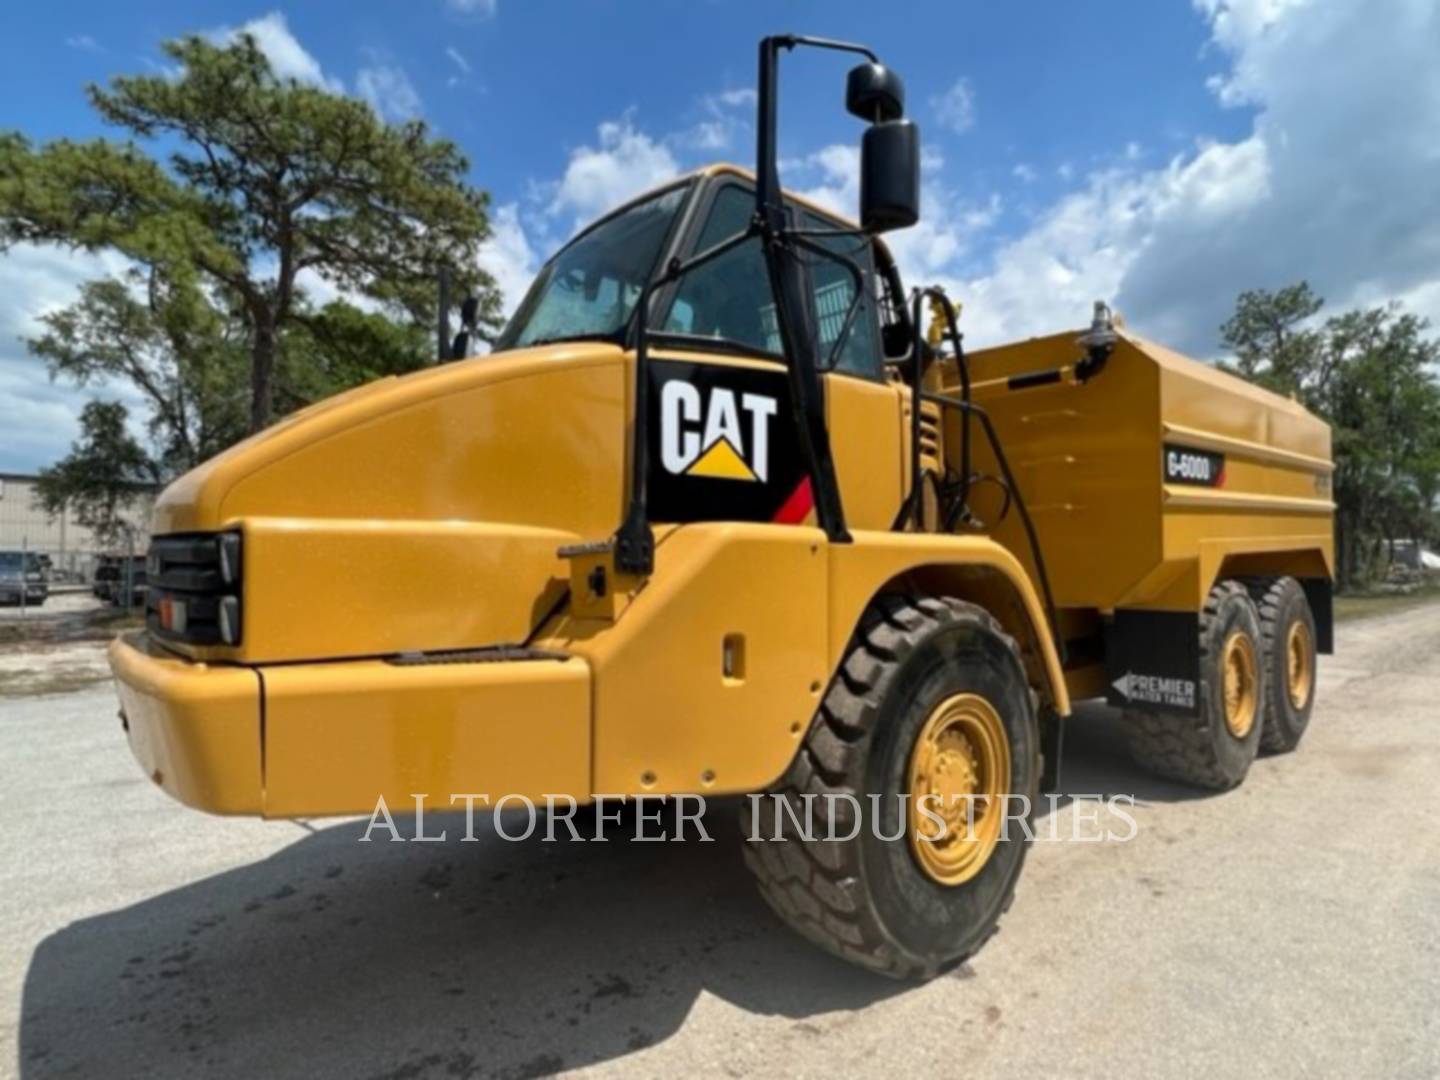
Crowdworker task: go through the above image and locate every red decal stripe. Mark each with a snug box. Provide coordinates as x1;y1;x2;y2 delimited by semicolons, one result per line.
772;477;814;524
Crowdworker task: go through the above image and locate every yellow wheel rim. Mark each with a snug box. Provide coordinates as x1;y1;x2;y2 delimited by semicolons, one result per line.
1222;631;1258;739
907;692;1010;886
1286;620;1314;710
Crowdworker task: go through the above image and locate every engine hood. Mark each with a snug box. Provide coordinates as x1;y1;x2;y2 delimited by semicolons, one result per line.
149;343;629;663
154;343;628;536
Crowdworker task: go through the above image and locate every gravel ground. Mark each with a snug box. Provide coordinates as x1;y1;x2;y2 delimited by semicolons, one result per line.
0;594;134;697
2;599;1437;1079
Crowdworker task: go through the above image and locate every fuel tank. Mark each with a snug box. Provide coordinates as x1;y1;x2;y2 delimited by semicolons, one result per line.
151;343;628;663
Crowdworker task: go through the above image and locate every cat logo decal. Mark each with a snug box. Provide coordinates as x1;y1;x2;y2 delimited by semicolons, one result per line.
660;381;777;482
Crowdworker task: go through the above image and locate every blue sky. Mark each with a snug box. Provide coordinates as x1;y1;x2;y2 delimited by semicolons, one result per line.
3;0;1439;472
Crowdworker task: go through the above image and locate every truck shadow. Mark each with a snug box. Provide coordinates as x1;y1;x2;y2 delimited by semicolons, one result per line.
1045;700;1224;808
18;807;910;1079
19;703;1201;1079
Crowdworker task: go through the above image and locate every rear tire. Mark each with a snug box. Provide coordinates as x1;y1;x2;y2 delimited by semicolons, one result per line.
1250;577;1317;753
740;594;1039;980
1126;580;1264;790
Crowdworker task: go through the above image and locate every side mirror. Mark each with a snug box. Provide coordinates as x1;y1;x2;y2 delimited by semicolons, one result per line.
846;63;905;122
860;120;920;233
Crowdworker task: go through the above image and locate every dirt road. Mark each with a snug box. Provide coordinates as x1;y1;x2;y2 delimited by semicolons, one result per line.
3;600;1437;1079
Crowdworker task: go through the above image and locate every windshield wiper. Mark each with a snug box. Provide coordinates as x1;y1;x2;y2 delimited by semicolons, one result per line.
649;330;783;361
522;331;624;348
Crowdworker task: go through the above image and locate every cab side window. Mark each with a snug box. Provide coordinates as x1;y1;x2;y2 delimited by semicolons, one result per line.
801;210;885;380
663;184;885;380
664;185;773;353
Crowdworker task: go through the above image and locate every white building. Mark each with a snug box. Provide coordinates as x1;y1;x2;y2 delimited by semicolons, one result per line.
0;472;154;582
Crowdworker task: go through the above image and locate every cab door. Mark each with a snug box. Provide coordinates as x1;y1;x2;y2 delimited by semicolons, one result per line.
801;208;905;530
650;178;903;530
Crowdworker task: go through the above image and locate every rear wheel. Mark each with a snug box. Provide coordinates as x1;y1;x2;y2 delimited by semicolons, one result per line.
1251;576;1318;753
1127;580;1265;790
740;594;1039;980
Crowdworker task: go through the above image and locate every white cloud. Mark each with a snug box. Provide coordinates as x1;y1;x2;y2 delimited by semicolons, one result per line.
715;88;757;110
447;0;498;17
547;115;680;226
445;46;471;75
946;137;1271;348
1012;163;1037;183
476;203;540;317
946;0;1440;354
212;11;341;92
0;245;137;472
64;34;102;52
676;88;758;152
785;144;997;285
356;63;423;122
931;78;976;134
1111;0;1440;352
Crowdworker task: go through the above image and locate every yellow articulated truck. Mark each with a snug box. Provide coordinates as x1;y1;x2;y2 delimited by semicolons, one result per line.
110;35;1333;978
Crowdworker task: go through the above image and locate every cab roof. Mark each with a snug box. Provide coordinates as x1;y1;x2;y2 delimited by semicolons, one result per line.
593;163;894;264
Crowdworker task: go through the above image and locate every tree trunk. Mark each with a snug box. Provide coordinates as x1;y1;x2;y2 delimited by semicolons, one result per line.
250;321;277;433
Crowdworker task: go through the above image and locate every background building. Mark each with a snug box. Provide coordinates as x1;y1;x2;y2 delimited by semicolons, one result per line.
0;472;154;582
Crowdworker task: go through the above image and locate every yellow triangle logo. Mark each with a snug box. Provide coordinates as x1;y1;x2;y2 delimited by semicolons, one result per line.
686;436;757;481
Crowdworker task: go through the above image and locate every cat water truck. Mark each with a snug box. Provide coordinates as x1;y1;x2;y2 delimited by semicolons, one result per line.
111;35;1334;978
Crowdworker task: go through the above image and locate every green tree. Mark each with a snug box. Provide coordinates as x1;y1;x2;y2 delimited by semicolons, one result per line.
1219;281;1324;396
282;299;436;411
34;401;155;548
1;30;502;434
26;268;250;475
1220;283;1440;588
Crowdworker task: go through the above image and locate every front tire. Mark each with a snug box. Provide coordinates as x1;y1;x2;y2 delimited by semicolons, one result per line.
741;594;1039;980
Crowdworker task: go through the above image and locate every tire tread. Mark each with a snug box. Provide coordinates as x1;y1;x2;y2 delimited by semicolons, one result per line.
741;594;1028;979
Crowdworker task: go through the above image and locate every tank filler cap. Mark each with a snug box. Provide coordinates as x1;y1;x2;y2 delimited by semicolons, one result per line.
1077;301;1118;351
1074;300;1118;382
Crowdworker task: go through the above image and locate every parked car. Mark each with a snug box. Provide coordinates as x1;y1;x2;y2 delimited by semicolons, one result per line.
107;555;147;608
0;550;48;606
93;556;121;601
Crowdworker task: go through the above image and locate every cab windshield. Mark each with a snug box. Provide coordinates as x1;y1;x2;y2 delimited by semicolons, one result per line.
495;183;690;351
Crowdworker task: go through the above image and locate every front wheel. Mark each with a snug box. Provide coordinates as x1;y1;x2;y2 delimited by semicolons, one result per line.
741;594;1040;980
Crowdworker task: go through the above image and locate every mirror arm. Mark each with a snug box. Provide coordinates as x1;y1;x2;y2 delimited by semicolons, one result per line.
756;35;879;226
614;224;761;575
775;34;879;63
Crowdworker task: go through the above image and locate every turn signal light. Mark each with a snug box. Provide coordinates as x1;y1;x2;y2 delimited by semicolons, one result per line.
218;596;241;645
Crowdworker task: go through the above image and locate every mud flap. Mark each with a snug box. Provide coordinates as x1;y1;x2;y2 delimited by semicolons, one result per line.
1300;577;1334;654
1104;609;1201;715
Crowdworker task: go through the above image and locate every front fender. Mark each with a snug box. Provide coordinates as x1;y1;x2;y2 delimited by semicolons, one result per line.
828;531;1071;716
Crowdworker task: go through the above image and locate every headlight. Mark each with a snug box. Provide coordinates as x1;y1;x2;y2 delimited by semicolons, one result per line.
218;532;242;585
146;531;244;647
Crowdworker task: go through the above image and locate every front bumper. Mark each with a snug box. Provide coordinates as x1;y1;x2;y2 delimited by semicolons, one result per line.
110;632;592;818
110;633;263;814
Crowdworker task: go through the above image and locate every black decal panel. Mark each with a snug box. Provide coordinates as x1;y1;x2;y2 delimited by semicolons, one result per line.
1163;444;1226;487
646;358;807;524
1105;609;1201;715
